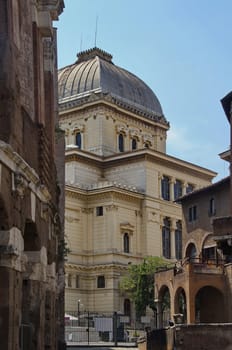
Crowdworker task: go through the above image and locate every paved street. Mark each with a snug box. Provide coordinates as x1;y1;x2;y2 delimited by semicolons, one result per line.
67;347;137;350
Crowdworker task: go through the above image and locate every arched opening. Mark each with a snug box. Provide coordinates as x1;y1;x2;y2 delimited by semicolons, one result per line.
24;220;40;251
132;138;137;150
76;132;82;149
202;235;217;263
118;133;124;152
123;233;129;253
185;242;197;260
174;287;187;323
124;298;131;317
195;286;226;323
159;286;171;327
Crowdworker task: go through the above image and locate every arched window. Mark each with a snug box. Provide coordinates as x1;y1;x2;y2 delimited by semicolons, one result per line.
132;138;137;150
97;275;105;288
185;242;197;260
76;132;82;149
124;233;130;253
118;133;124;152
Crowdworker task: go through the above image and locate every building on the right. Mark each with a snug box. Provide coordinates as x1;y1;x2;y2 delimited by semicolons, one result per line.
154;92;232;328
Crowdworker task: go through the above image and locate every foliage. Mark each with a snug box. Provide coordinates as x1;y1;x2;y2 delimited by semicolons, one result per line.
58;238;71;260
120;256;172;319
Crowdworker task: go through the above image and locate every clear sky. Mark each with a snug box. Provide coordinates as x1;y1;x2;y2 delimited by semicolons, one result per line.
55;0;232;182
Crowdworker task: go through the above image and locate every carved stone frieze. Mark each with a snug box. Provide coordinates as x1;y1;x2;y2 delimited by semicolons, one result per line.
120;221;134;233
65;215;80;223
71;124;85;134
129;128;140;140
105;205;118;212
142;133;153;144
43;37;54;71
116;124;128;135
81;208;94;214
37;0;65;19
13;172;28;197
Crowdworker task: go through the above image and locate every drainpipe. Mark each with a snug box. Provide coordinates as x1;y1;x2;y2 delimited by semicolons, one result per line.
230;101;232;215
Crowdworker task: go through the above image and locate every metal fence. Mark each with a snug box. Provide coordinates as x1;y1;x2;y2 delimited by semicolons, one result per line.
65;311;148;346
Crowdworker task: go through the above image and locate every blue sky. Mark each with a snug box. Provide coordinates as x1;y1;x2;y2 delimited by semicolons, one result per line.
56;0;232;181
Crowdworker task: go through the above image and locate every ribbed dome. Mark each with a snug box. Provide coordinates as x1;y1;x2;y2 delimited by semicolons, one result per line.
58;48;166;122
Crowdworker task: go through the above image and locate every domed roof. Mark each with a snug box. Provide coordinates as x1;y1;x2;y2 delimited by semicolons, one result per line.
58;47;167;124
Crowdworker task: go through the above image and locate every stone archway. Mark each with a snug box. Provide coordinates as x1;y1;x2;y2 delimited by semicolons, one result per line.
174;287;187;323
185;242;197;259
195;286;226;323
158;285;171;327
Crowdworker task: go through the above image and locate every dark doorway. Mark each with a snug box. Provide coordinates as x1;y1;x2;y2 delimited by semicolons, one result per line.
195;286;226;323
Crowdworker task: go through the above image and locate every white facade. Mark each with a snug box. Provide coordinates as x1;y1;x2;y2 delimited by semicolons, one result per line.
58;48;216;320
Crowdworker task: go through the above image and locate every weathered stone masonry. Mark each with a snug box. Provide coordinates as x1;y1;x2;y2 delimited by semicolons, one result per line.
0;1;65;349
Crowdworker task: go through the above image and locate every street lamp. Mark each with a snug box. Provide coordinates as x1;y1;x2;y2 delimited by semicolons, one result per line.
78;299;81;326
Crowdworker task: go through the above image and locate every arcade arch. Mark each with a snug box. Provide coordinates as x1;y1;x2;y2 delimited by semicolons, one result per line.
195;286;226;323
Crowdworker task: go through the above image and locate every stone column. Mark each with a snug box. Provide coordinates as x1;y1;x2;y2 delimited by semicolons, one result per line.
183;181;188;196
158;173;163;199
170;177;175;201
155;300;163;329
186;264;195;323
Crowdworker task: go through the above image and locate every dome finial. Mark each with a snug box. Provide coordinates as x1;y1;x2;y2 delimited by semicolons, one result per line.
76;47;113;63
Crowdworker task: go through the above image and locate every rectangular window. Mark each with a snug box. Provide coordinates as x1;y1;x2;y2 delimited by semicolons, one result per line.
174;180;182;200
96;206;103;216
188;205;197;222
175;221;182;260
161;176;170;201
97;275;105;288
68;274;72;288
202;247;216;262
162;218;170;259
76;132;82;148
209;198;216;216
76;275;79;288
119;134;124;152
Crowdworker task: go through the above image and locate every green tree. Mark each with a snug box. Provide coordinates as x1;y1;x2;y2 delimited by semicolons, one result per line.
120;256;171;319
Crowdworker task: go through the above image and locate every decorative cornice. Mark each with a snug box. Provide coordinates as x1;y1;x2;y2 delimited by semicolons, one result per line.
120;222;134;233
0;141;51;202
59;91;169;128
65;262;129;273
65;185;143;202
37;0;64;19
105;205;118;212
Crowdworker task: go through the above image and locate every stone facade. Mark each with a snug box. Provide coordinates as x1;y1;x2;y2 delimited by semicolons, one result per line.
154;92;232;336
58;48;216;321
154;177;231;327
0;1;65;349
